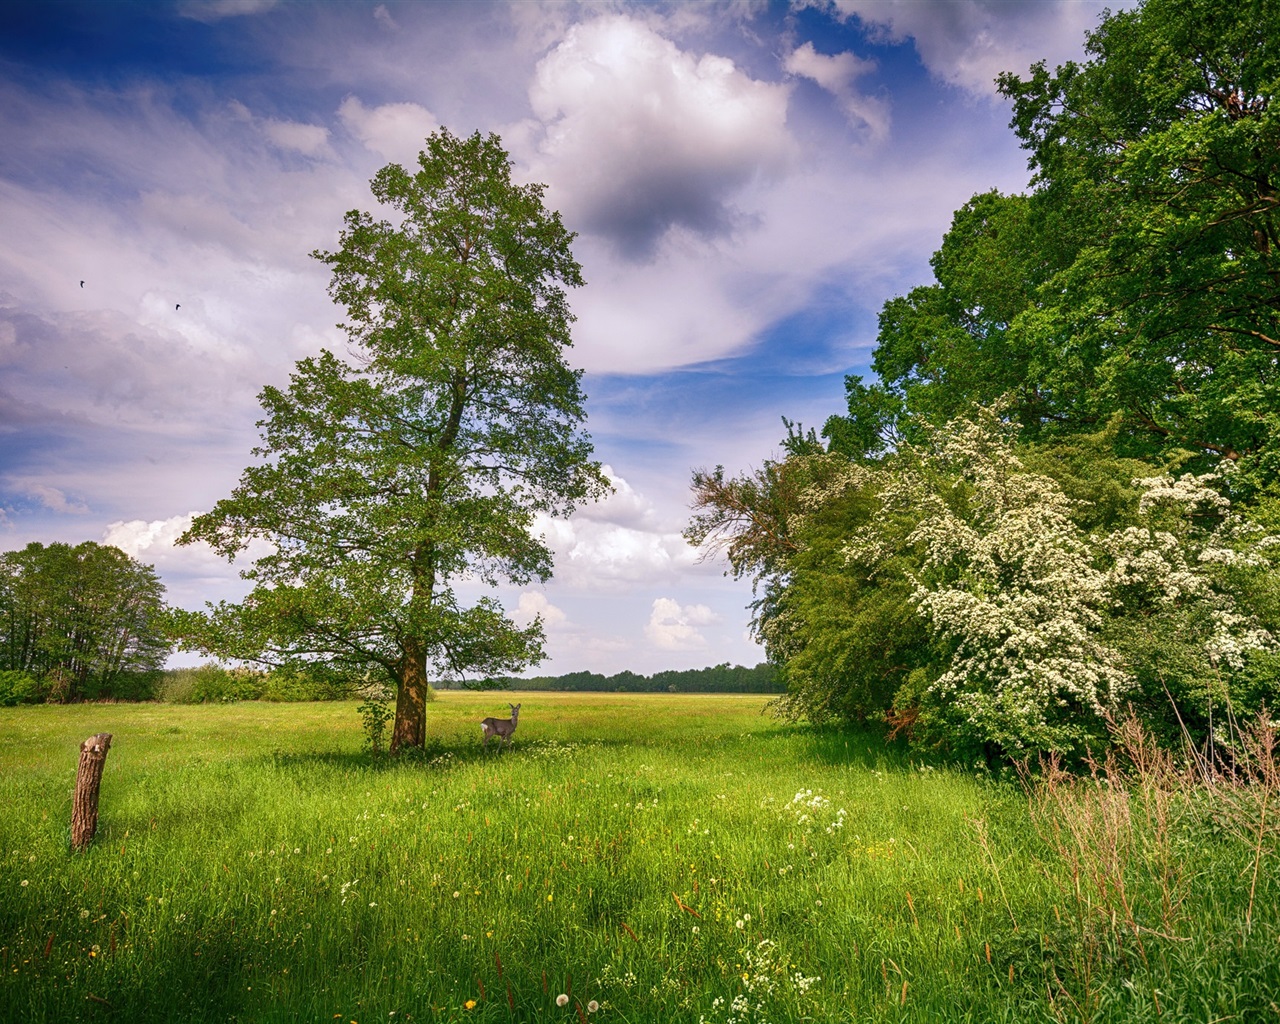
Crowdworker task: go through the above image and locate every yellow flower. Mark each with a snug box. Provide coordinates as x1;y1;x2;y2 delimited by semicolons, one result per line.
464;1000;476;1010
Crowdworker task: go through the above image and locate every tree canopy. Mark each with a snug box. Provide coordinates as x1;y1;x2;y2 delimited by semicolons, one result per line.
835;0;1280;490
0;541;169;701
179;129;607;751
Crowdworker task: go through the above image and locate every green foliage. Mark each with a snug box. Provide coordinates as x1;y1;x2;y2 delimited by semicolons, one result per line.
356;680;395;754
177;129;607;752
156;663;356;704
0;670;40;706
0;540;170;702
824;0;1280;491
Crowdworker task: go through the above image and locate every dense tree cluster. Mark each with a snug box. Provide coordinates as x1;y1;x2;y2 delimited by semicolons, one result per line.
689;0;1280;761
0;541;170;703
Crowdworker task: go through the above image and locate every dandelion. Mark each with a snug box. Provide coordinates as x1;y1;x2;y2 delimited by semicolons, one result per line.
692;925;699;934
20;880;28;887
453;891;461;899
464;1000;476;1010
735;919;744;929
587;1001;599;1013
556;994;569;1007
79;909;90;919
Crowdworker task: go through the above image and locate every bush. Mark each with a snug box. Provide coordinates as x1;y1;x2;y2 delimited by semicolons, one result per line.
0;670;42;706
156;663;359;703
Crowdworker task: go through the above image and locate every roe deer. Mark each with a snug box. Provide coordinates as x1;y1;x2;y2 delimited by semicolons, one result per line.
480;703;521;752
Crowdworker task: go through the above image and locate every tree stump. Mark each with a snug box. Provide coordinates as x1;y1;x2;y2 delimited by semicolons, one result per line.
71;733;112;851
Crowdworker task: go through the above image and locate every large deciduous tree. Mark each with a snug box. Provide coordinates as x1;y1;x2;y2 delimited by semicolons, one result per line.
179;129;607;752
837;0;1280;487
0;541;169;701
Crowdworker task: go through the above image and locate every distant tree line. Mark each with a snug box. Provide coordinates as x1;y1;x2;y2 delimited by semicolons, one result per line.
467;662;781;693
0;541;170;704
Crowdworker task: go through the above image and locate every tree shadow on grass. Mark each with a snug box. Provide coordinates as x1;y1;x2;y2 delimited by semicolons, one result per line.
259;735;633;774
768;721;918;770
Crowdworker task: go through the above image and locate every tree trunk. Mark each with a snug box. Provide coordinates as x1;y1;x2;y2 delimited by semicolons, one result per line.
71;733;112;851
390;648;429;753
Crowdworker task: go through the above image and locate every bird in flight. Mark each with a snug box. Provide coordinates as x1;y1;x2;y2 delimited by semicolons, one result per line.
80;281;84;288
175;303;180;310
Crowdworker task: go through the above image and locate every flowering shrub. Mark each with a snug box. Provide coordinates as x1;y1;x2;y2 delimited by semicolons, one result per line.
848;409;1279;759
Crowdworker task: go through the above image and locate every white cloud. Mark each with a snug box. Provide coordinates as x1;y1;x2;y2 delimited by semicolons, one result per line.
526;13;794;258
372;4;398;32
645;596;721;650
102;513;198;559
18;482;89;515
262;118;331;157
337;96;437;163
783;42;889;140
800;0;1118;95
512;591;568;629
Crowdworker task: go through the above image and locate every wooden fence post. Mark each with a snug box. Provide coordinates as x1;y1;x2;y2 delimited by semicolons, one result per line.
71;733;112;852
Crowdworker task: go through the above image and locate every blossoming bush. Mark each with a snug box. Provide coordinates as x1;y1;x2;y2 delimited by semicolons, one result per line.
847;409;1280;760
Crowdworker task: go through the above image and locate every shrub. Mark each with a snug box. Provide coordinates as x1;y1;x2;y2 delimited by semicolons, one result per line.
0;670;42;706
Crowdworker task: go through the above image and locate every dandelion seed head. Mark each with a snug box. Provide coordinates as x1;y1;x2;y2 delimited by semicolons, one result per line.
556;993;569;1007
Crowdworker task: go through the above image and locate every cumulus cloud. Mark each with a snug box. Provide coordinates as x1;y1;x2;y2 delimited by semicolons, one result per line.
800;0;1116;95
532;465;700;590
102;513;198;559
337;96;437;163
645;596;720;650
783;42;889;140
527;14;794;259
511;591;568;629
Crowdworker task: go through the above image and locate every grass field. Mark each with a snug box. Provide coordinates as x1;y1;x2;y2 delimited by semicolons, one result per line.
1;692;1277;1023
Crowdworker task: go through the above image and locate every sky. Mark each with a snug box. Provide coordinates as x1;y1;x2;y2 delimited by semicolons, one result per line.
0;0;1127;678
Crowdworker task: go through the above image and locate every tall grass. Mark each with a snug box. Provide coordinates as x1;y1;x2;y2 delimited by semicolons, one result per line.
1;694;1276;1022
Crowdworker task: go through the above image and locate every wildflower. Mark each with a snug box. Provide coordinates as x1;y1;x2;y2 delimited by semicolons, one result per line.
735;919;744;929
692;925;699;934
556;994;569;1007
20;880;28;887
453;891;461;899
464;1000;476;1010
587;1001;599;1013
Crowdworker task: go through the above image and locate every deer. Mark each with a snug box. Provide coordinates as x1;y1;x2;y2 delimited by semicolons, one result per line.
479;703;521;752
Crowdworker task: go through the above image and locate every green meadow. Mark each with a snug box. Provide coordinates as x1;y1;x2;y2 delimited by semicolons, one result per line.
1;693;1276;1023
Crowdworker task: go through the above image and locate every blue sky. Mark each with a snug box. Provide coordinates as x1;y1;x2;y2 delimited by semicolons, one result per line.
0;0;1125;676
